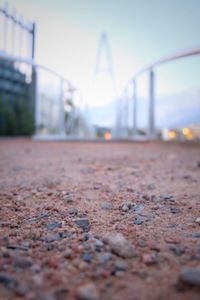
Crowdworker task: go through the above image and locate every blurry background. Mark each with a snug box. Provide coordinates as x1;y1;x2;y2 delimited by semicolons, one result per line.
0;0;200;140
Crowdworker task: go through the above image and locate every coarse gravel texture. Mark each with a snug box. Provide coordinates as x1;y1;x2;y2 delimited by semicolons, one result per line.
0;139;200;300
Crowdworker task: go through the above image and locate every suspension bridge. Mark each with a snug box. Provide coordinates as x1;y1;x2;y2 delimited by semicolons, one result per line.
0;2;200;141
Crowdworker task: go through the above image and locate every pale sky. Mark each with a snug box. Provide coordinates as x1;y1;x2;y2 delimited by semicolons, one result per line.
1;0;200;126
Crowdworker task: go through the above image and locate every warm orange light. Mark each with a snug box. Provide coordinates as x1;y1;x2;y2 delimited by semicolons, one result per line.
182;128;190;135
186;132;194;140
104;132;111;140
168;131;176;139
182;127;195;140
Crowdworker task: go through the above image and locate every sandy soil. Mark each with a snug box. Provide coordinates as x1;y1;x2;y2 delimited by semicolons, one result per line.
0;139;200;300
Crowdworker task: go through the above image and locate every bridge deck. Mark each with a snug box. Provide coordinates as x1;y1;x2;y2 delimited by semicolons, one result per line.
0;140;200;299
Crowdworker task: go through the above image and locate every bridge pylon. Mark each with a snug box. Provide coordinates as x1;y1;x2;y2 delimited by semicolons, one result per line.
93;32;117;96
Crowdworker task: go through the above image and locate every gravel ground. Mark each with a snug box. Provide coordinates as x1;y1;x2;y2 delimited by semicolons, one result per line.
0;139;200;300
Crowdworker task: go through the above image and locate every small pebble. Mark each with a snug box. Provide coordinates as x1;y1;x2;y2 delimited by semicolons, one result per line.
133;204;144;213
103;232;135;258
101;202;112;210
82;252;93;263
121;204;129;212
64;193;73;203
195;217;200;225
68;208;78;216
115;271;125;277
147;183;156;190
142;253;158;265
76;282;99;300
179;267;200;287
0;273;17;288
63;249;72;259
47;244;55;251
83;233;90;241
192;232;200;238
75;218;90;231
94;239;104;252
160;195;175;202
137;239;146;248
148;242;161;252
44;233;61;243
98;252;112;264
170;208;181;214
15;282;30;296
134;217;145;225
13;256;33;269
114;260;128;271
121;202;133;212
169;245;185;256
47;222;62;231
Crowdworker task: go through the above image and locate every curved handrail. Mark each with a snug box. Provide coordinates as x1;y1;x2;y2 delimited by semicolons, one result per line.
119;46;200;137
130;46;200;82
0;51;76;90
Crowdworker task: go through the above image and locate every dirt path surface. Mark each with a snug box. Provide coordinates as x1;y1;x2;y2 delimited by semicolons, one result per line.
0;139;200;300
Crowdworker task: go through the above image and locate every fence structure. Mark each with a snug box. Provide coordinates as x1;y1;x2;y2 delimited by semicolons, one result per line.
0;2;90;138
0;1;35;59
0;1;36;135
119;47;200;138
0;52;91;138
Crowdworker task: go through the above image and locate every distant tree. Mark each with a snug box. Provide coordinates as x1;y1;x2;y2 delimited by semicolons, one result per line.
5;97;17;135
0;94;5;135
0;92;35;136
18;96;35;135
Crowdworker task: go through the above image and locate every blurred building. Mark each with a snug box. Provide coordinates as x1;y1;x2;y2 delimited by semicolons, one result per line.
0;2;36;136
0;58;35;135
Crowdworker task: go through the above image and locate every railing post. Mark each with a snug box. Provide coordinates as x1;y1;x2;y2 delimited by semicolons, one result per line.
59;79;65;135
31;67;36;113
124;88;129;137
3;2;8;52
19;15;23;57
31;23;36;60
32;68;40;133
11;8;16;55
148;68;155;137
115;99;122;138
133;79;137;136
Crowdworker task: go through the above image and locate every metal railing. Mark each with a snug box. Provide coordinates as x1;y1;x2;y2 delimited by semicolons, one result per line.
0;1;35;59
0;52;91;138
121;46;200;137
